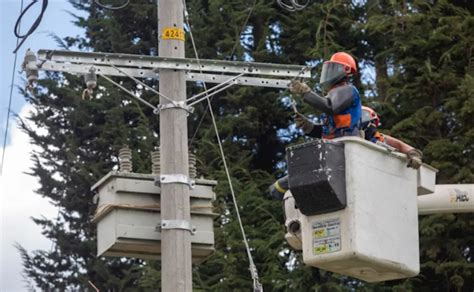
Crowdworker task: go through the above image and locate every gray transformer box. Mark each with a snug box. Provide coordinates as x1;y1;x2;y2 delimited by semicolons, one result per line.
91;172;217;264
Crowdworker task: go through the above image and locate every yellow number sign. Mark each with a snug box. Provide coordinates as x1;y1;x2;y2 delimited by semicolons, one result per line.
162;27;185;41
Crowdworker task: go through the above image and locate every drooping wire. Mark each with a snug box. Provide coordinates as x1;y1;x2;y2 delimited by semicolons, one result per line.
182;2;263;291
188;0;257;147
94;0;130;10
229;0;257;60
88;281;100;292
276;0;310;12
207;98;263;292
1;0;25;176
13;0;48;54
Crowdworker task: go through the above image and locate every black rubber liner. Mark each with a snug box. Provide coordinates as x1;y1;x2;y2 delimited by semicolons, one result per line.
287;140;346;215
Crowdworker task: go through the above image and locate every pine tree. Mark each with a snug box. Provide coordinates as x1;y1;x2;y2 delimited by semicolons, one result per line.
18;1;161;290
363;0;474;290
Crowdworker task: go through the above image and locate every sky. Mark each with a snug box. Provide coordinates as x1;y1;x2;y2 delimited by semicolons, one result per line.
0;1;85;291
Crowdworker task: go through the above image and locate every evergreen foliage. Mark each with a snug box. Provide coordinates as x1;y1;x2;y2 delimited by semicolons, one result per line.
18;0;472;290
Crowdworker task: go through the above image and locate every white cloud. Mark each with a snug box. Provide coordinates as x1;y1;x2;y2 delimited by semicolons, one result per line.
0;104;57;292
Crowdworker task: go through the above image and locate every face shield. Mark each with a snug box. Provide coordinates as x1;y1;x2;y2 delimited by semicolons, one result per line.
319;61;346;91
361;109;373;130
361;109;381;130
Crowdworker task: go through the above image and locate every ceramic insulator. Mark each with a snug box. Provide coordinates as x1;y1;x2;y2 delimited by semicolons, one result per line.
151;150;161;175
119;146;133;172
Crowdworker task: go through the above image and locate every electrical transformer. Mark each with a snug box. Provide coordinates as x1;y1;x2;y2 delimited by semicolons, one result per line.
92;171;217;264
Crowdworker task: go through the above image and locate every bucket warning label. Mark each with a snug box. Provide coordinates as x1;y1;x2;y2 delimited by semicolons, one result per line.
312;218;341;255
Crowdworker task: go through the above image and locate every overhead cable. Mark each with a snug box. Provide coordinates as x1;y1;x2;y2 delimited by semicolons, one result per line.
187;0;257;147
182;2;263;291
276;0;310;12
229;0;257;60
13;0;48;54
94;0;130;10
1;0;25;176
206;97;263;292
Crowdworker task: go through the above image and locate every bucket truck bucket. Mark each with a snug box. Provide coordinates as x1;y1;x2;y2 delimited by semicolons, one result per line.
285;137;438;282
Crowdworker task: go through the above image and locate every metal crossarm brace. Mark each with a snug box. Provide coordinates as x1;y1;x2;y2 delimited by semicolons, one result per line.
24;50;311;89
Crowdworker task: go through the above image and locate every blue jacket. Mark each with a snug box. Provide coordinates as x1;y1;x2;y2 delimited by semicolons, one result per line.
320;85;361;138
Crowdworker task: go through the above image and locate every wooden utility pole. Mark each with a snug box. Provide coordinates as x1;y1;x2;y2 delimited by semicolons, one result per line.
158;0;192;291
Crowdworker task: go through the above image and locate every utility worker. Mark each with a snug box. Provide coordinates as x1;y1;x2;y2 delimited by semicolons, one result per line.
269;52;362;199
289;52;362;139
269;106;423;200
269;106;425;199
361;106;423;169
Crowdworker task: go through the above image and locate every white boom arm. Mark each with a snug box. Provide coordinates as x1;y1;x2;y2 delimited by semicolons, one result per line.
417;184;474;215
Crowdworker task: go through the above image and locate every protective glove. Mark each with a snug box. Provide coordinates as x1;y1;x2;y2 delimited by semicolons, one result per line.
294;113;315;134
268;177;289;200
268;183;284;200
406;149;423;169
289;80;311;94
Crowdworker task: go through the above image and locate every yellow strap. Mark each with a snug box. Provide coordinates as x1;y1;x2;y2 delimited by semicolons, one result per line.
274;180;287;194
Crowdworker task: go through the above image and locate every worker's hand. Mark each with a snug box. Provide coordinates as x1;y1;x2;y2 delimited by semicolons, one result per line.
294;113;314;134
289;80;311;94
406;149;423;169
268;183;284;200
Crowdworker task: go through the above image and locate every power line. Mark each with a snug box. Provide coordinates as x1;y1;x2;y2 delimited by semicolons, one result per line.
188;0;258;147
94;0;130;10
207;98;263;292
229;0;257;60
13;0;48;54
1;0;25;176
182;2;263;290
276;0;310;12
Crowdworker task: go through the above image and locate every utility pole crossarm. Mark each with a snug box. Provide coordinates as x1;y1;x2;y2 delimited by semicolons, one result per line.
24;49;310;89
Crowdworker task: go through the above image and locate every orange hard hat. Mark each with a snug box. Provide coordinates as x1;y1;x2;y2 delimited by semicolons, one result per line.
361;106;381;129
320;52;358;90
329;52;357;75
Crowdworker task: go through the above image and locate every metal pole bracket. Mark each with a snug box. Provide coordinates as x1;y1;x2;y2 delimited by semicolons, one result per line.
158;220;196;235
158;174;195;189
158;101;194;114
